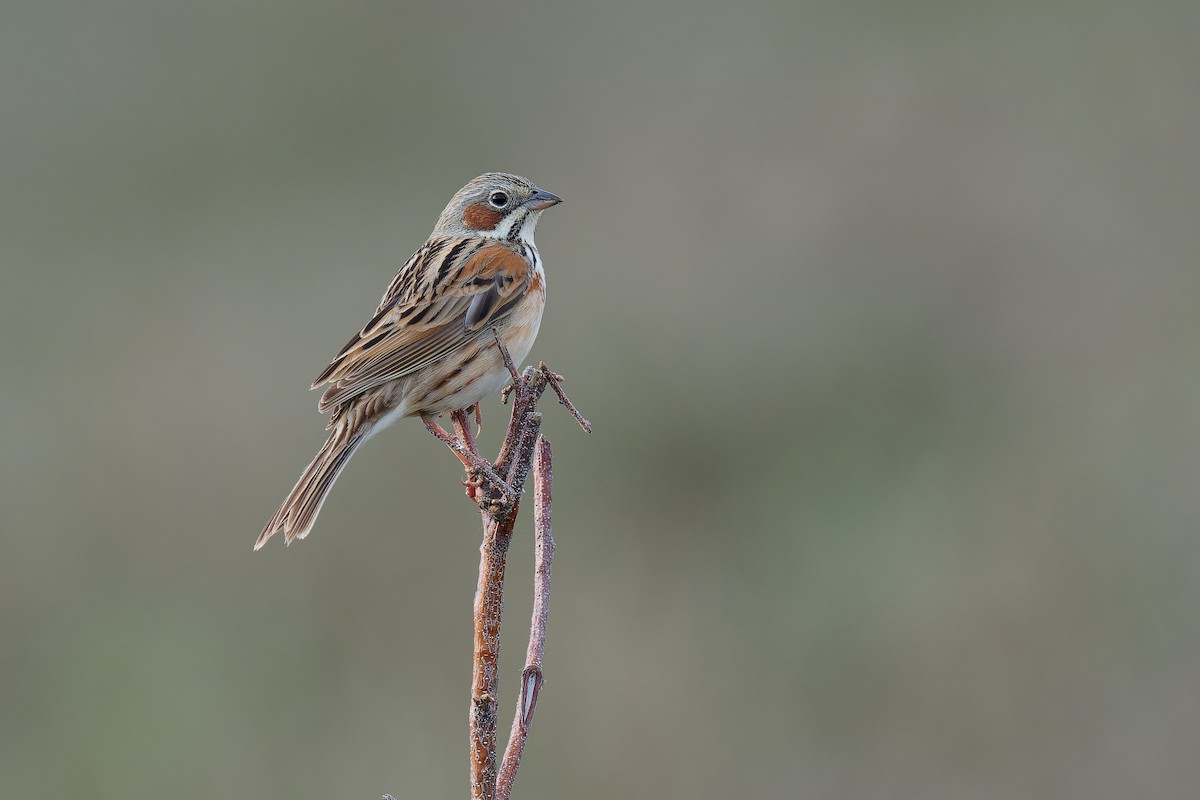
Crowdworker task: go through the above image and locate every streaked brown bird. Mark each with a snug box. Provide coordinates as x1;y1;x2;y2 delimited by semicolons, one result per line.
256;172;561;549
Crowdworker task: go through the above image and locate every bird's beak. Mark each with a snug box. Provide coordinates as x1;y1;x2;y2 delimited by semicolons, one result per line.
522;189;562;211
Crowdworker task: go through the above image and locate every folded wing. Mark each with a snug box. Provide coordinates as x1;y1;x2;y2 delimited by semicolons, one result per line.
312;239;533;413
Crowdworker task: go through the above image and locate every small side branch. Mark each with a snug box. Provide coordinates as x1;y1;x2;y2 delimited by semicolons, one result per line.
427;416;516;503
539;365;592;434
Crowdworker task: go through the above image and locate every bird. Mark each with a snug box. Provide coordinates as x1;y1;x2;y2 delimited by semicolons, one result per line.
256;172;561;550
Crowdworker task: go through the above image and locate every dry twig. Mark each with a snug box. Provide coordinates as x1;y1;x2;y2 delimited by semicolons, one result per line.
387;335;587;800
496;437;554;799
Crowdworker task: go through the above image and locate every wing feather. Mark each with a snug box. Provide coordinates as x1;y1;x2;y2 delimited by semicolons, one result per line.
312;238;533;412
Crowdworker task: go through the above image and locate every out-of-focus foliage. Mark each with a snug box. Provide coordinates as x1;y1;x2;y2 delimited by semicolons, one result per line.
2;2;1198;798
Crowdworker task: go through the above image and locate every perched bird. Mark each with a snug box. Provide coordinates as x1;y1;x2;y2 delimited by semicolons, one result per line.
256;172;561;549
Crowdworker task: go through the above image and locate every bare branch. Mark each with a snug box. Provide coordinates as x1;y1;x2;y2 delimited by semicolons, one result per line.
469;508;514;800
468;382;545;800
496;437;554;800
418;336;589;800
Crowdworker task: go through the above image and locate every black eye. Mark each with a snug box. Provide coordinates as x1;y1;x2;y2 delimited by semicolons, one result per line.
488;191;509;208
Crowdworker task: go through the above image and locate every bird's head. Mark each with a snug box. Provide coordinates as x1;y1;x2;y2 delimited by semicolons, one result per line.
434;172;562;243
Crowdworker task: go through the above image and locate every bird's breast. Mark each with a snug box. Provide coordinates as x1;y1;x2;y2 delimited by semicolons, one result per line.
498;265;545;365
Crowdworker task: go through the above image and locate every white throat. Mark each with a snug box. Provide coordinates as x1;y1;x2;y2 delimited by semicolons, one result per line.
492;209;542;244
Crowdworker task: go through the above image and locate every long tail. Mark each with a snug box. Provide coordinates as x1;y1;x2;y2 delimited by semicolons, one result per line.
256;425;368;550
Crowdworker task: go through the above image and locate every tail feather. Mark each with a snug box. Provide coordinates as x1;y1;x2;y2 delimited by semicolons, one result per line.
256;428;366;550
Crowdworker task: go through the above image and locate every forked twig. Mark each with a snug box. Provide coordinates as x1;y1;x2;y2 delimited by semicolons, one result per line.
496;437;554;800
399;332;586;800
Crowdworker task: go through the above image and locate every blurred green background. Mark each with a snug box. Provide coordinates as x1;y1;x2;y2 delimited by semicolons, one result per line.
2;1;1198;797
